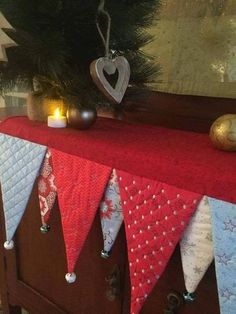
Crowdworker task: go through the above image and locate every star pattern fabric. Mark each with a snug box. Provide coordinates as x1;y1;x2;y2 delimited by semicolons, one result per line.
38;150;57;227
116;170;202;314
209;198;236;314
180;196;214;293
51;148;111;276
100;169;123;255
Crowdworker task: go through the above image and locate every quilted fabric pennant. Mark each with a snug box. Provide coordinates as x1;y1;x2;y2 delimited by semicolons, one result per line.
0;134;47;248
100;169;123;258
38;150;57;231
209;197;236;314
51;148;111;283
180;196;214;294
116;170;202;314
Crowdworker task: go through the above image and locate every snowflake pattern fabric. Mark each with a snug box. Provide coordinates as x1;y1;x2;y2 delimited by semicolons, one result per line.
100;169;123;254
209;198;236;314
180;196;214;293
38;150;57;226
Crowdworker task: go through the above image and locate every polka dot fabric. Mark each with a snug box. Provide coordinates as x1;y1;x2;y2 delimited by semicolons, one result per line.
51;149;111;275
116;170;202;314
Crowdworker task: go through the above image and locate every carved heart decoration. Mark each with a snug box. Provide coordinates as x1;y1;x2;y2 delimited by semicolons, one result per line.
90;56;130;104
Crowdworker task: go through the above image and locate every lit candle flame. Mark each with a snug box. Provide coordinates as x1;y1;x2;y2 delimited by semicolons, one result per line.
54;107;61;119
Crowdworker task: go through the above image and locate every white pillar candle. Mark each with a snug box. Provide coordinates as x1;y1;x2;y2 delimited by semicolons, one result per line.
48;108;67;128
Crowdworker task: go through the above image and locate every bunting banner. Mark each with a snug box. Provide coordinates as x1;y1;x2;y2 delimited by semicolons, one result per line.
209;198;236;314
0;134;46;249
38;150;57;231
51;148;111;283
180;196;214;294
0;131;235;314
116;169;202;314
100;169;123;258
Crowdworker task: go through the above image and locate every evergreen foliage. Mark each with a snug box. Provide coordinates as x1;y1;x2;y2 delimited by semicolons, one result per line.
0;0;161;106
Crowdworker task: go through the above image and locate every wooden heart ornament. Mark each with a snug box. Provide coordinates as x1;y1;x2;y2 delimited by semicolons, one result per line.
90;56;130;104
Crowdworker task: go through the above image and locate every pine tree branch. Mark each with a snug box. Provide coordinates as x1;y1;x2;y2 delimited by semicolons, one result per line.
0;0;161;106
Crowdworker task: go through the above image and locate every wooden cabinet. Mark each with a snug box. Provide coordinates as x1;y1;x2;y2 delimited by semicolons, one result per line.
1;91;235;313
0;185;220;314
0;186;125;314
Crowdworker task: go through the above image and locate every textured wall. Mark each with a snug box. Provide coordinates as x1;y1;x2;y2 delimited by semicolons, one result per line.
144;0;236;98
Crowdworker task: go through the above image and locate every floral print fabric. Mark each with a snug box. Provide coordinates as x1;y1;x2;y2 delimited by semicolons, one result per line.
38;150;57;226
100;169;123;253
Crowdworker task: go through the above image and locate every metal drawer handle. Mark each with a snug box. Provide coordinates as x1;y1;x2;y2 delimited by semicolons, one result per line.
163;291;184;314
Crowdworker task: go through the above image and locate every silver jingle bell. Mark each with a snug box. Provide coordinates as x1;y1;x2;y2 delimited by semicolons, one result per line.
183;291;196;302
4;240;14;250
40;225;50;234
65;272;77;284
101;249;111;259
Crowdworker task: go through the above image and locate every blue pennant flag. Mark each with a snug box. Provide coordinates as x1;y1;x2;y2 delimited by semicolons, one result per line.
0;134;46;248
209;197;236;314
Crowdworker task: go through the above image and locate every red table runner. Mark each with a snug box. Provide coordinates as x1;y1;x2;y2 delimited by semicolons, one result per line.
0;116;235;203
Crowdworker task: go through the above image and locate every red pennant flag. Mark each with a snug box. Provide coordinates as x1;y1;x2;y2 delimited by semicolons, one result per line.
116;170;202;314
51;149;111;282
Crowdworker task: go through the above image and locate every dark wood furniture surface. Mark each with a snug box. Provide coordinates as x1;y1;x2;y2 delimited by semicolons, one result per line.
0;91;235;314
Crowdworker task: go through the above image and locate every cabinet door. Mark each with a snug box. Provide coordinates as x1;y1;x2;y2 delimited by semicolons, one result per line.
0;185;126;314
121;246;220;314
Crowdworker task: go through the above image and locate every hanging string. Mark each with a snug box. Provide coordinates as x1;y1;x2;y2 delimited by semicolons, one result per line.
96;0;111;58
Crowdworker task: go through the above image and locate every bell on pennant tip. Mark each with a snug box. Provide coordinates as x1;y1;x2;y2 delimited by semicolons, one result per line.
183;291;196;302
4;240;14;250
40;225;50;234
101;249;111;259
65;272;77;284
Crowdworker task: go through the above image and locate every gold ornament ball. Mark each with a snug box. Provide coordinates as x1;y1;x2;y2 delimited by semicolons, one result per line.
209;114;236;151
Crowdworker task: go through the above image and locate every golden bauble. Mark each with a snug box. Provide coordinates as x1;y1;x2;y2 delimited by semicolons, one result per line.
209;114;236;151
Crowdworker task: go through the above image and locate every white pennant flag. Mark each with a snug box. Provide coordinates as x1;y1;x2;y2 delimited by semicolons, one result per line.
0;134;46;249
180;196;214;293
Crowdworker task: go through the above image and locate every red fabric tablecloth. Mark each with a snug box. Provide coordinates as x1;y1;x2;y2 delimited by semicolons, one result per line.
0;116;235;203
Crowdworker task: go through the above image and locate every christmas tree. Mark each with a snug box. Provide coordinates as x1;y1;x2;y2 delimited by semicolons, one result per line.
0;0;160;107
